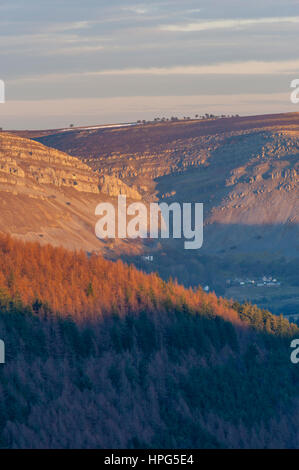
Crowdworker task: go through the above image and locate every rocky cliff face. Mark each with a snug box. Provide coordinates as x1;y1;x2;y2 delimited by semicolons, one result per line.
99;175;142;200
32;114;299;202
0;133;145;253
0;133;100;194
33;117;298;255
207;131;299;226
0;133;104;251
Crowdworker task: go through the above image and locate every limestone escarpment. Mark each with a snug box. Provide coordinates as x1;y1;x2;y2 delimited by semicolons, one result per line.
99;175;142;200
32;116;299;203
9;114;299;254
0;133;100;193
0;132;146;253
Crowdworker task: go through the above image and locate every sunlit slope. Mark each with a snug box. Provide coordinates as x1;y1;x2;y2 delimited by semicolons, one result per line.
0;133;103;251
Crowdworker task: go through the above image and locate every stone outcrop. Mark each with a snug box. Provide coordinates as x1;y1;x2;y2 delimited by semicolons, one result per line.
7;116;299;258
0;133;100;193
99;175;141;200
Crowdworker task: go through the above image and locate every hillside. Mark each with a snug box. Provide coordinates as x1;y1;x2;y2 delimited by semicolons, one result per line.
19;113;298;316
0;132;147;258
0;132;104;251
0;235;298;449
30;115;298;242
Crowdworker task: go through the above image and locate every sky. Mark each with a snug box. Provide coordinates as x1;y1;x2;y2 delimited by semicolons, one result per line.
0;0;299;129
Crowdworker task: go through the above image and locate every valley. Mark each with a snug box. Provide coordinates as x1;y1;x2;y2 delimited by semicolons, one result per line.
3;112;299;317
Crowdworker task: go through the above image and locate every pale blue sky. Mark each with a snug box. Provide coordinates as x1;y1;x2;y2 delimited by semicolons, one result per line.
1;0;299;128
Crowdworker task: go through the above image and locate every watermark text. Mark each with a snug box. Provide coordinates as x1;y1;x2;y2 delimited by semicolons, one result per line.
0;80;5;103
95;195;203;250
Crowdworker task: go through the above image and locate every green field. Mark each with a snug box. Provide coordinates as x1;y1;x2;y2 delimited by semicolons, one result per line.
225;285;299;316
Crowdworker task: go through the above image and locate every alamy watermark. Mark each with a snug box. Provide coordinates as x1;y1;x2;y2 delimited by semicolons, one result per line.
0;80;5;103
95;195;203;249
287;80;299;365
290;339;299;364
290;79;299;104
0;340;5;364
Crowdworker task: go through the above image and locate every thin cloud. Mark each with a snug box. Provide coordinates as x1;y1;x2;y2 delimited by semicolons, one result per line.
90;60;299;76
121;6;149;15
46;44;106;56
0;32;108;56
8;58;299;84
160;16;299;32
45;21;93;33
3;93;293;130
